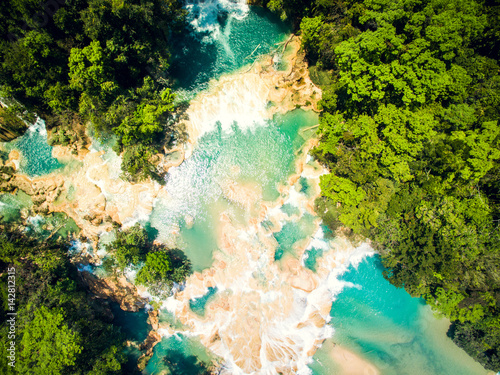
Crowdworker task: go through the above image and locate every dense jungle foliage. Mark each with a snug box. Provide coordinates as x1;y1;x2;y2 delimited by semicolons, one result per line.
0;2;192;373
1;0;499;372
0;221;191;374
0;0;187;182
269;0;500;370
0;226;131;375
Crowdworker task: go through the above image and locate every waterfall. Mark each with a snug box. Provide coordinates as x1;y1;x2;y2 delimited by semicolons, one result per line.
184;0;249;42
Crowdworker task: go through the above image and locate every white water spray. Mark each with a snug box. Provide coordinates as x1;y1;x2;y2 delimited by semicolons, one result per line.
185;0;249;42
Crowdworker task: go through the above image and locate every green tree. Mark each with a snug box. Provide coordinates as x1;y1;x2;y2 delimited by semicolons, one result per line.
68;41;118;106
114;88;175;147
19;306;82;375
0;0;186;179
136;251;172;286
109;223;149;269
121;144;162;183
300;16;323;59
87;346;124;375
0;226;128;375
303;0;500;368
135;248;191;298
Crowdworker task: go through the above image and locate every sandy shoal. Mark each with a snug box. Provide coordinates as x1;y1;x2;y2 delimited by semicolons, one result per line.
327;341;380;375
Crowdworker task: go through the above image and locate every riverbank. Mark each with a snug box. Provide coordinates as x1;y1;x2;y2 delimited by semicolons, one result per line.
0;34;319;244
0;31;328;373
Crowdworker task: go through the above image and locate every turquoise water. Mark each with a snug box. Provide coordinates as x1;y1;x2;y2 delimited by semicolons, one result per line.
5;119;63;176
189;287;218;317
0;190;32;222
158;309;186;330
149;3;316;272
0;4;489;374
281;202;300;217
273;212;316;261
303;246;325;272
299;176;315;197
24;212;79;239
177;215;219;272
144;334;216;375
149;109;319;271
0;190;79;239
109;303;153;373
308;256;489;375
170;6;289;97
302;225;334;272
145;3;492;368
110;303;151;343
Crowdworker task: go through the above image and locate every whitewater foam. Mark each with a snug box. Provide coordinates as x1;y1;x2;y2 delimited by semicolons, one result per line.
151;152;375;374
185;73;271;140
68;239;93;256
185;0;249;42
28;117;47;137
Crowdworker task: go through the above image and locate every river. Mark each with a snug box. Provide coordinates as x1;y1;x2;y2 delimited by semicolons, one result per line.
0;2;492;375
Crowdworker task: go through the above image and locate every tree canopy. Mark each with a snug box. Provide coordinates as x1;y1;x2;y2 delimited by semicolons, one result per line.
105;224;191;297
0;0;186;181
269;0;500;370
19;306;82;375
0;226;128;374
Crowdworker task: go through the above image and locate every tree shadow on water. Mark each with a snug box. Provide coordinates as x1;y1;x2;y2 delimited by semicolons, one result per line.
163;351;211;375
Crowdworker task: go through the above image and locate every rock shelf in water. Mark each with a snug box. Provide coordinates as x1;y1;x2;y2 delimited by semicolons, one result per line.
0;35;320;245
183;35;321;148
157;134;375;374
0;34;380;374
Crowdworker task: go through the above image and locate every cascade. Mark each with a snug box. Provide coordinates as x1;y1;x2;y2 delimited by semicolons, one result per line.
0;3;493;374
142;4;375;372
142;4;492;375
185;0;249;42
